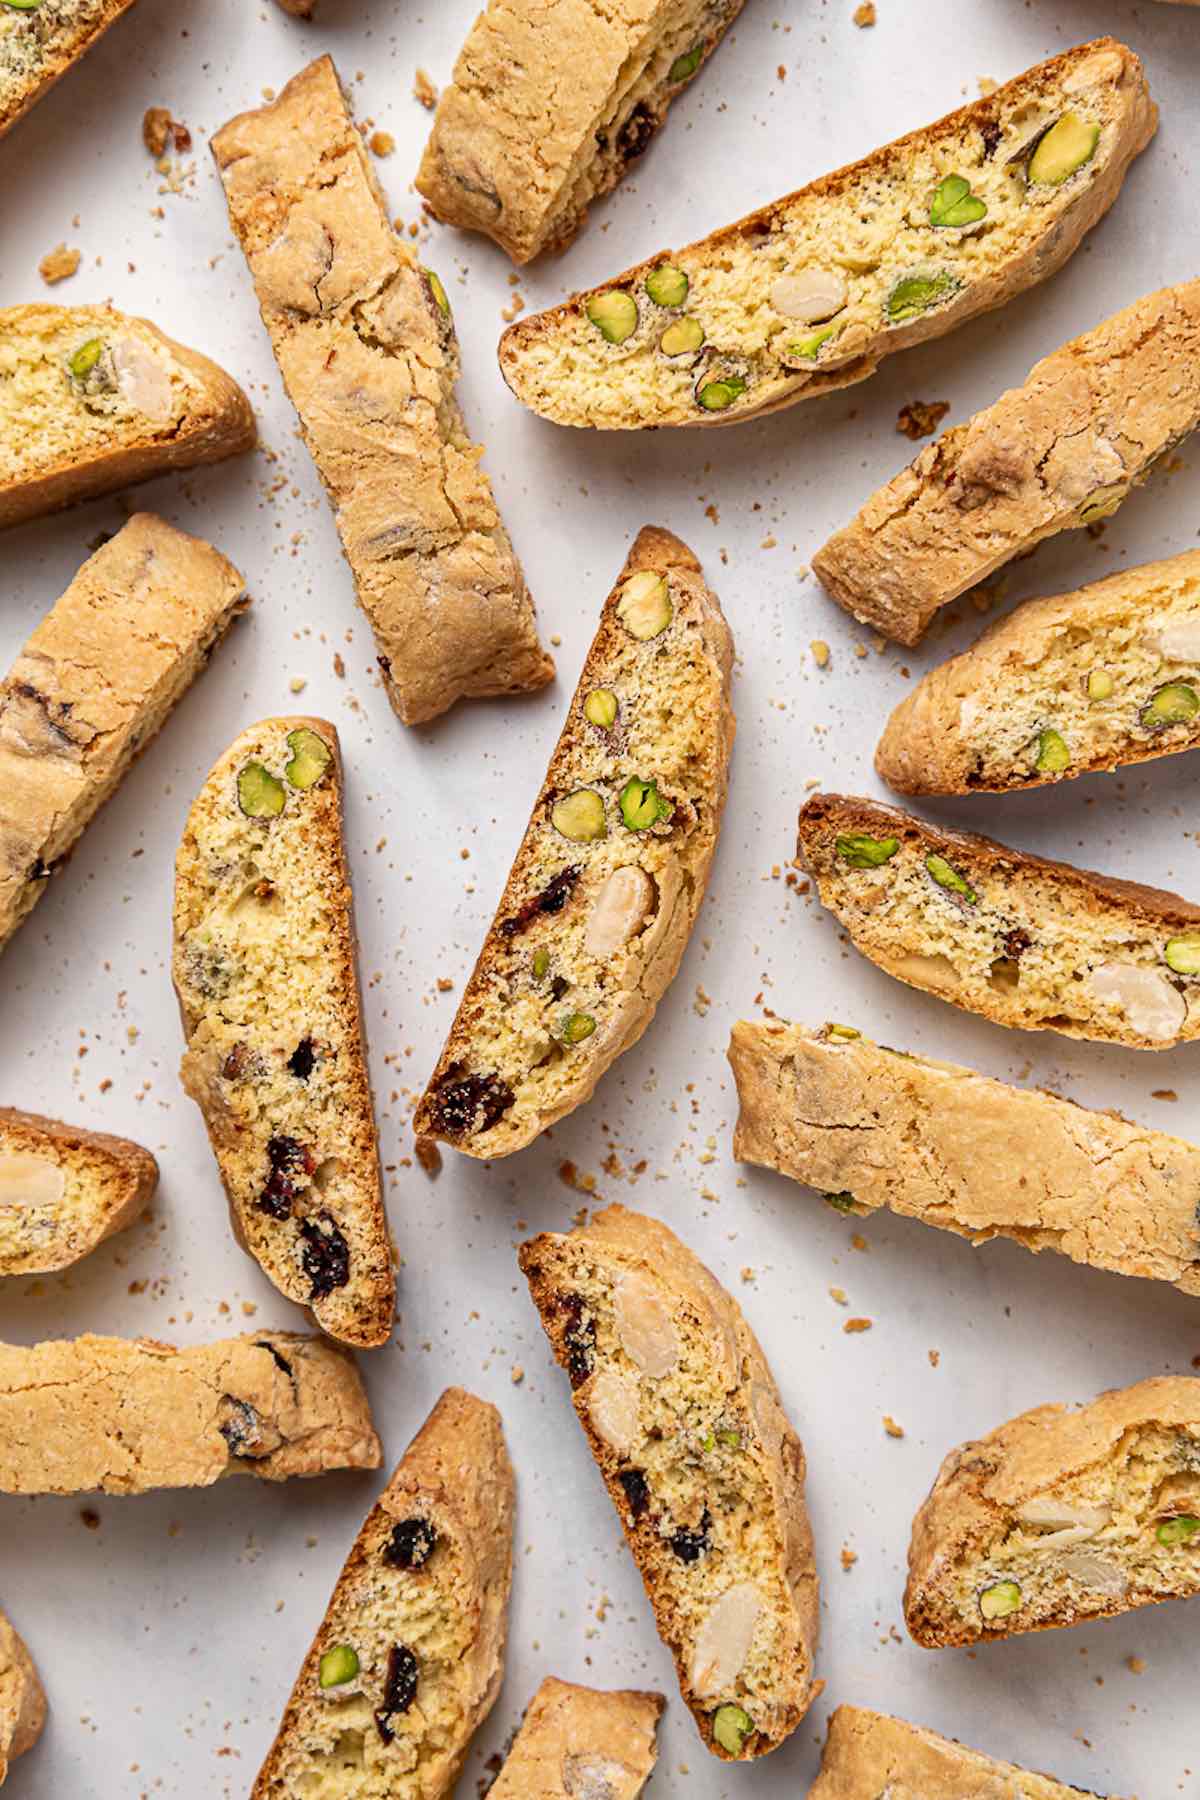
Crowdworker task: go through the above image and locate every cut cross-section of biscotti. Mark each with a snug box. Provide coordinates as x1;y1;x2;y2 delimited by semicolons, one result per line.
0;1106;157;1278
211;56;553;727
0;513;247;958
251;1387;514;1800
416;0;747;265
813;279;1200;645
0;307;255;530
174;718;394;1349
0;1607;45;1787
0;1331;380;1495
810;1706;1117;1800
519;1205;819;1761
728;1019;1200;1296
0;0;138;140
488;1678;664;1798
415;527;734;1159
797;792;1200;1049
497;40;1154;429
906;1375;1200;1647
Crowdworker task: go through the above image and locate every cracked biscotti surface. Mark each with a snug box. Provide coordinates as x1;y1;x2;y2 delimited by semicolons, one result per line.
498;40;1153;429
211;56;553;727
809;1705;1114;1800
415;527;733;1159
0;513;247;958
0;1607;45;1786
813;278;1200;646
797;792;1200;1049
0;1331;380;1495
519;1204;818;1762
0;0;137;140
0;1106;157;1278
0;306;255;530
729;1019;1200;1296
416;0;746;265
488;1677;664;1798
174;717;394;1349
251;1387;514;1800
906;1376;1200;1647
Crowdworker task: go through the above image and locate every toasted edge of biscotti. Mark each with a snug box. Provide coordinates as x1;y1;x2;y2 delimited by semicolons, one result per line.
488;1677;664;1797
0;1606;46;1781
0;0;138;139
0;1106;157;1277
810;1706;1118;1800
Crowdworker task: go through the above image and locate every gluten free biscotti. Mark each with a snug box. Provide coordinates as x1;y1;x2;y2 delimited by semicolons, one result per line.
212;56;552;727
0;1607;44;1787
488;1678;664;1798
0;0;137;140
810;1706;1117;1800
0;1107;157;1278
498;40;1153;428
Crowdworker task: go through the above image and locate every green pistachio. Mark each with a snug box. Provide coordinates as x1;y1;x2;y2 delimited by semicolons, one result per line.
926;852;978;904
1164;934;1200;977
560;1012;597;1045
825;1023;861;1041
68;338;104;380
1078;484;1128;525
422;269;451;316
979;1579;1022;1620
1028;113;1100;186
1033;727;1070;774
532;947;550;980
617;570;672;640
784;323;838;362
584;688;619;728
619;777;672;832
1;1;46;10
668;42;704;83
929;174;988;228
1156;1515;1200;1546
551;789;607;842
836;832;899;869
696;376;747;412
237;761;286;819
824;1191;857;1213
712;1704;754;1757
318;1644;359;1688
1140;682;1200;730
716;1428;741;1448
285;727;332;790
645;265;689;308
660;316;705;357
586;290;638;345
885;270;957;323
1086;669;1114;701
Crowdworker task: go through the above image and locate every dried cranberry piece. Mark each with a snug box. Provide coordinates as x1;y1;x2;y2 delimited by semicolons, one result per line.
374;1644;419;1743
1003;928;1033;960
383;1518;437;1570
549;975;570;1002
219;1399;263;1458
670;1512;712;1563
299;1213;351;1298
559;1292;596;1388
258;1135;315;1220
222;1041;252;1080
616;100;657;164
498;866;581;938
981;119;1001;159
618;1468;650;1520
288;1038;317;1080
427;1065;515;1140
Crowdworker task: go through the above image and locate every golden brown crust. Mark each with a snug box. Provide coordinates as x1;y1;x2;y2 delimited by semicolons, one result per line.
0;1606;45;1783
0;0;139;140
0;1106;157;1277
488;1677;664;1797
810;1706;1114;1800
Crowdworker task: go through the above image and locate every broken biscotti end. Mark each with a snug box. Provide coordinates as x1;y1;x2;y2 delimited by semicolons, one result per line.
415;526;734;1159
251;1387;514;1800
174;718;395;1350
796;791;1200;1049
0;0;139;141
488;1678;665;1797
0;1107;157;1277
905;1376;1200;1649
519;1205;819;1761
811;1706;1118;1800
0;1607;46;1783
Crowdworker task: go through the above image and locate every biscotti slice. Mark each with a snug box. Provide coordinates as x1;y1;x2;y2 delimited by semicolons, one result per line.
212;57;552;727
251;1387;513;1800
729;1019;1200;1295
0;513;247;957
519;1204;819;1761
797;792;1200;1049
174;718;394;1349
497;40;1153;429
0;1331;379;1495
809;1706;1116;1800
0;1608;45;1787
488;1678;664;1798
813;279;1200;645
0;1106;157;1277
416;0;747;265
415;527;734;1159
906;1375;1200;1646
0;307;255;530
0;0;137;140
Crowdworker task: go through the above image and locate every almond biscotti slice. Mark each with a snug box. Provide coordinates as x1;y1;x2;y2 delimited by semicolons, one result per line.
415;527;733;1159
489;1678;664;1798
212;57;553;728
0;1331;379;1495
0;1106;157;1278
729;1019;1200;1295
251;1387;514;1800
813;280;1200;645
0;513;247;957
0;307;255;530
797;792;1200;1049
416;0;747;265
810;1706;1117;1800
0;0;137;140
498;40;1153;429
519;1205;819;1762
174;718;394;1349
0;1607;45;1787
905;1375;1200;1647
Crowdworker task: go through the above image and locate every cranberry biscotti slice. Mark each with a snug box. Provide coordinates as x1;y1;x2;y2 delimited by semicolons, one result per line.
174;718;394;1348
519;1205;819;1762
0;1107;157;1278
0;1607;45;1786
797;793;1200;1049
415;527;733;1159
498;41;1153;429
810;1706;1118;1800
0;0;137;140
488;1678;664;1798
251;1387;514;1800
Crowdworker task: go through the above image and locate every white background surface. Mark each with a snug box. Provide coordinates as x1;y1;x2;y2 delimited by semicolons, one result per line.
0;0;1198;1794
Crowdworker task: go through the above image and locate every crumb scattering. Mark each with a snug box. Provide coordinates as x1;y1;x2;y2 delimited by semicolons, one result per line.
853;1;876;24
844;1316;872;1334
883;1414;905;1438
896;399;950;440
39;243;80;285
413;68;438;110
810;639;830;669
369;130;395;156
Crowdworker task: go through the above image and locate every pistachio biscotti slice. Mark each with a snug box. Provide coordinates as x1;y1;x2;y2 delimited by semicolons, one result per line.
497;40;1153;429
519;1205;819;1761
0;0;137;140
174;719;394;1349
0;1107;157;1278
0;307;255;530
488;1678;664;1798
251;1387;514;1800
414;528;733;1159
0;1608;45;1787
797;793;1200;1049
416;0;747;265
729;1019;1200;1296
212;57;553;728
810;1706;1117;1800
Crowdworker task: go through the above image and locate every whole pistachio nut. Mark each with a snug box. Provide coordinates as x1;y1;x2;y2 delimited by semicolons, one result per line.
532;947;550;980
2;1;46;10
1141;682;1200;730
285;727;332;790
979;1579;1022;1621
318;1644;360;1689
422;268;451;316
1164;933;1200;976
668;41;704;82
1034;727;1070;774
237;761;286;820
660;316;705;357
1086;669;1114;701
551;789;607;842
712;1704;754;1757
929;173;988;228
585;290;638;345
1028;112;1100;186
68;337;104;380
560;1011;597;1045
885;270;957;324
619;776;672;832
836;832;899;868
1157;1515;1200;1546
617;569;672;640
824;1022;861;1041
645;264;689;308
584;687;619;728
696;375;748;412
926;852;978;903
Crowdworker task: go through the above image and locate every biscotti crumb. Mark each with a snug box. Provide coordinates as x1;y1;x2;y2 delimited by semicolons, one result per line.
883;1414;905;1438
1127;1655;1146;1674
414;1136;441;1178
288;676;307;694
369;130;395;156
413;68;438;109
853;1;876;23
510;1365;524;1385
143;106;172;155
1152;1089;1178;1101
896;399;950;440
829;1286;848;1305
844;1317;872;1334
810;639;830;668
978;75;998;96
840;1546;858;1570
39;244;80;285
929;1348;941;1367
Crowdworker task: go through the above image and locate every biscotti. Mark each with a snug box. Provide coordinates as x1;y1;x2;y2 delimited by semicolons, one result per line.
0;514;247;957
729;1019;1200;1296
906;1375;1200;1646
251;1387;513;1800
0;0;138;140
809;1706;1116;1800
797;792;1200;1048
0;1608;44;1786
488;1678;664;1798
497;40;1153;429
813;279;1200;645
0;307;255;529
519;1205;818;1761
0;1106;157;1278
212;56;553;727
174;718;394;1349
0;1331;380;1495
415;527;734;1159
416;0;746;264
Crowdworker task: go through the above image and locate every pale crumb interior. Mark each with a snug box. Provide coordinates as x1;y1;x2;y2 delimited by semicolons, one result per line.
0;0;109;110
0;1131;129;1274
